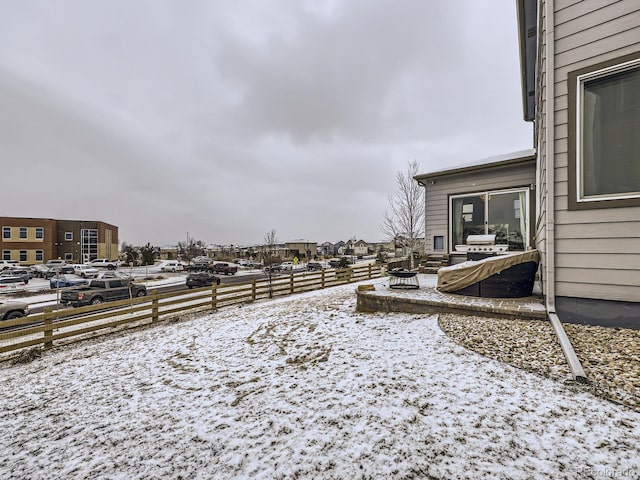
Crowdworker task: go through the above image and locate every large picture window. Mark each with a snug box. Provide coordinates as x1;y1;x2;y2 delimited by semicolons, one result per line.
569;52;640;209
450;188;529;252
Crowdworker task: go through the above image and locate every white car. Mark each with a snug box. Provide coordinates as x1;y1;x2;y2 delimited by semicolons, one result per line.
0;260;20;270
160;261;184;273
97;271;133;280
280;261;295;271
88;258;120;270
71;264;100;278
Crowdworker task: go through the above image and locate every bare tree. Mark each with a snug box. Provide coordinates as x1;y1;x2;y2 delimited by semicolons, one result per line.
177;235;205;262
261;229;279;298
382;160;424;269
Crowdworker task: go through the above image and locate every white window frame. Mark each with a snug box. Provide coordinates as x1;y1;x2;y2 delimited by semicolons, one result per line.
19;250;27;262
35;227;44;239
65;232;73;241
36;250;44;261
2;227;10;239
575;57;640;203
19;227;27;239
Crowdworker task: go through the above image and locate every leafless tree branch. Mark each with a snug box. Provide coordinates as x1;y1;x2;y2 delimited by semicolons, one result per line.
381;160;424;268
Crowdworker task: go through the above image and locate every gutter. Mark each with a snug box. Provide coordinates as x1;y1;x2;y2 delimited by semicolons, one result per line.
543;0;586;382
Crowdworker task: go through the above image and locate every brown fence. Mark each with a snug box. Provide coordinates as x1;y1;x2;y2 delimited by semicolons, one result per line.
0;264;382;358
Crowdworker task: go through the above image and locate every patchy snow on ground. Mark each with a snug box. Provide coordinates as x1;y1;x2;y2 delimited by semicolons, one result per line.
1;283;639;479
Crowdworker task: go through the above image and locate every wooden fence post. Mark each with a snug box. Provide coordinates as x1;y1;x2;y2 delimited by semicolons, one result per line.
151;289;159;323
321;269;325;289
211;284;217;310
252;279;256;301
43;307;53;349
290;273;294;294
368;264;372;279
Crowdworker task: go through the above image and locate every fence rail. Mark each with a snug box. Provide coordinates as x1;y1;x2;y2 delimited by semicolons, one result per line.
0;264;382;358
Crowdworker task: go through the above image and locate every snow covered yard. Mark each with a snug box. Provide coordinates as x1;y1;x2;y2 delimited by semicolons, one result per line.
1;284;639;479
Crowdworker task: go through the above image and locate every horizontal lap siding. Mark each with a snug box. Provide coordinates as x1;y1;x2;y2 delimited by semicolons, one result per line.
424;163;535;254
551;0;640;302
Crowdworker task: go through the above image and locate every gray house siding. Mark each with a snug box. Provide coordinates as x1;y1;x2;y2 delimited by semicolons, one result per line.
420;157;536;256
531;0;640;326
546;0;639;300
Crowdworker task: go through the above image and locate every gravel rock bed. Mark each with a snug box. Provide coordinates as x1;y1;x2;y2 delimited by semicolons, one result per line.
438;314;640;412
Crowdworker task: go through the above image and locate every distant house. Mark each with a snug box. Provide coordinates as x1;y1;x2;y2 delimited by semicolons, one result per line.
517;0;640;329
351;240;369;256
319;241;336;257
285;240;317;260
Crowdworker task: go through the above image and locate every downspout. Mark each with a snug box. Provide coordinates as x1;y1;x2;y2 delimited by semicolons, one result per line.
543;0;586;381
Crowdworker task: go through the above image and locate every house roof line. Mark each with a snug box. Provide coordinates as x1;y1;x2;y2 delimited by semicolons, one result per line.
414;149;536;182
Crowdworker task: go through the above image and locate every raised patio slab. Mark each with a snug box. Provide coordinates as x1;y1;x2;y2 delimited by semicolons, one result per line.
356;274;547;320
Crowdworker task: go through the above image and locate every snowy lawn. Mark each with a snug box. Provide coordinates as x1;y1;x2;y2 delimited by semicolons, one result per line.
1;283;639;479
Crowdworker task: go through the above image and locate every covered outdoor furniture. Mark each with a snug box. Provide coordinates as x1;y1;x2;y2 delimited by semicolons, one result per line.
437;250;539;298
389;268;419;289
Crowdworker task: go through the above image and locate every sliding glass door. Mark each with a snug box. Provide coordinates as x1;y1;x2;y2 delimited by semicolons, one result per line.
450;188;529;251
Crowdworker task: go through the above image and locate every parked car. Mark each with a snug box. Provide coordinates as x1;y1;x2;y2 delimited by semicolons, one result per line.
50;274;89;289
245;260;263;269
328;258;353;268
192;256;212;265
88;258;119;270
45;259;66;268
263;263;281;273
0;268;30;284
280;261;295;271
0;276;27;291
210;263;238;275
0;300;29;320
160;261;184;272
60;278;147;307
30;264;51;278
186;272;221;289
306;262;324;271
71;264;100;278
97;271;133;280
0;260;20;270
44;265;75;278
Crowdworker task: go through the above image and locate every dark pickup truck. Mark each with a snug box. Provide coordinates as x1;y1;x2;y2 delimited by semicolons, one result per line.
185;261;237;275
210;262;238;275
185;261;212;273
60;278;147;307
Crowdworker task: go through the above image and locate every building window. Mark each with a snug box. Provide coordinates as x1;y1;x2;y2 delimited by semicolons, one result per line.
19;250;27;262
19;227;27;239
82;229;98;261
64;253;73;261
2;250;10;260
35;227;44;239
569;52;640;209
433;236;444;251
65;232;73;241
36;250;44;261
2;227;10;239
450;188;529;252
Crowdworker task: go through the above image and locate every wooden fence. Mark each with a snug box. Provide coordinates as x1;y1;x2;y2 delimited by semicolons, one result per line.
0;264;382;358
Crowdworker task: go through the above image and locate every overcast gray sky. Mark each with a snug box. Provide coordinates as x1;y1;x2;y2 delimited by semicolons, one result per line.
0;0;532;247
